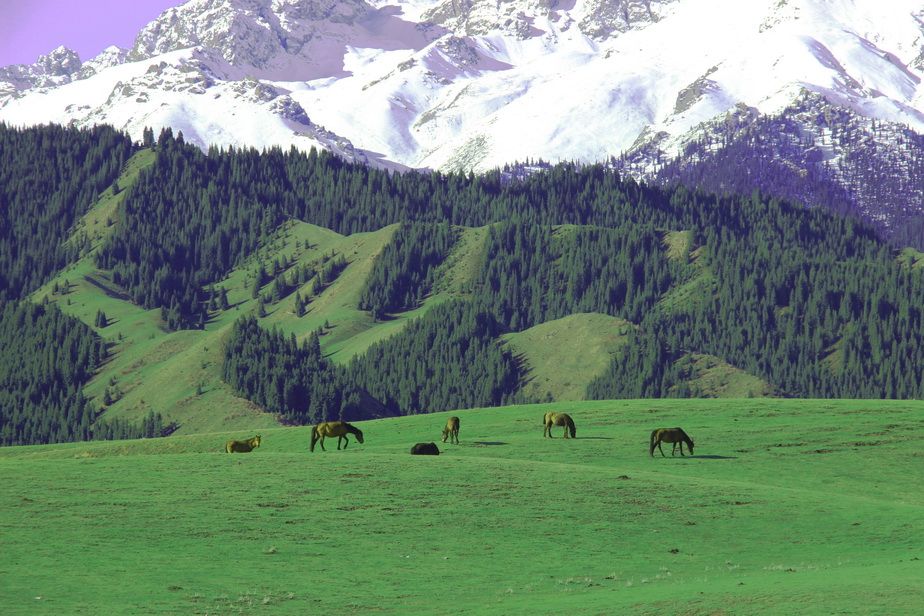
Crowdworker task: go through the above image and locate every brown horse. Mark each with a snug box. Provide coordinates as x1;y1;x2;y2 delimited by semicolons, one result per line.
543;412;576;438
310;421;364;452
650;427;695;457
225;435;261;453
442;416;460;444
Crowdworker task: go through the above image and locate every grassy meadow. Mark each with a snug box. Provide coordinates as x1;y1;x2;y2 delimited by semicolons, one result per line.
2;399;922;615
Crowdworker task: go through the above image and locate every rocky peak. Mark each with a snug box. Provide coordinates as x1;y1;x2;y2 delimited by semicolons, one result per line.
128;0;373;70
37;46;83;76
421;0;677;40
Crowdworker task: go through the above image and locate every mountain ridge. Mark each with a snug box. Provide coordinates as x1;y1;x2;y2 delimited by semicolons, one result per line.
3;0;923;242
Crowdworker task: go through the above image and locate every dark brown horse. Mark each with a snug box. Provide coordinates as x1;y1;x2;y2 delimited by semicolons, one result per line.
310;421;364;452
650;427;694;457
225;435;261;453
411;442;440;455
442;416;460;444
543;411;576;438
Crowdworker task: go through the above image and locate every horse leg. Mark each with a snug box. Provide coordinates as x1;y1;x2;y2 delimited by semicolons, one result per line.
658;441;666;457
319;435;327;452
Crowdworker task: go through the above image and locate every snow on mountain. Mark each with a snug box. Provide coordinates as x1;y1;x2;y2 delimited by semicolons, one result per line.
2;0;924;237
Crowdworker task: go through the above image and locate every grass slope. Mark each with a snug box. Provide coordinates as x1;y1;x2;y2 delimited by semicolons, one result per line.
2;399;922;615
673;353;776;398
503;313;635;401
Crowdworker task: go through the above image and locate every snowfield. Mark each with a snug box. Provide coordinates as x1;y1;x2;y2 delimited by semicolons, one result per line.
2;0;923;173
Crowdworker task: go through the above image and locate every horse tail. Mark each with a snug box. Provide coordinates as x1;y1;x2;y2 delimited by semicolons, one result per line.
650;430;658;456
567;415;576;438
310;426;319;452
225;441;233;453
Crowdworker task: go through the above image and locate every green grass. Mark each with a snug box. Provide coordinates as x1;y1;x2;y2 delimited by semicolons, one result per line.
2;399;922;615
503;313;634;401
674;353;775;398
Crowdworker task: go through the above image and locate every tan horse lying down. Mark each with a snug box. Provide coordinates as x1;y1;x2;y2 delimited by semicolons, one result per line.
226;435;261;453
310;421;364;452
650;427;695;457
543;412;576;438
442;416;460;444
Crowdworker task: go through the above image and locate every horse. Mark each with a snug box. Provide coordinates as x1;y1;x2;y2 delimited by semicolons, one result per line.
411;442;440;455
442;416;460;444
543;411;576;438
310;421;364;452
650;427;695;457
225;435;261;453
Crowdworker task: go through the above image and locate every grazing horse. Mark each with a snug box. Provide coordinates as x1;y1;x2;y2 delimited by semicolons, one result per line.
411;442;440;455
442;416;460;444
225;435;261;453
543;412;576;438
650;427;695;457
310;421;364;452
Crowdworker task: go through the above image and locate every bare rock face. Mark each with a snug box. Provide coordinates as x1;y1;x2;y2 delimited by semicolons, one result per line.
128;0;372;71
421;0;676;40
0;46;83;92
577;0;677;40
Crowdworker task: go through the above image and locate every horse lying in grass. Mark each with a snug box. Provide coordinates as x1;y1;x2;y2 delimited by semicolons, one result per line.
442;416;460;444
310;421;364;452
650;427;695;457
543;411;576;438
411;442;440;455
225;435;261;453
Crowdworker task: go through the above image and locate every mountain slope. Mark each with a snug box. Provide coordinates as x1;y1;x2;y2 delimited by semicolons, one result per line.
3;0;924;240
4;124;924;442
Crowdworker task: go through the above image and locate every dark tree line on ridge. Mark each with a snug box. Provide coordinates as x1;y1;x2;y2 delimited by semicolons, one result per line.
0;124;169;445
4;123;924;441
222;302;521;423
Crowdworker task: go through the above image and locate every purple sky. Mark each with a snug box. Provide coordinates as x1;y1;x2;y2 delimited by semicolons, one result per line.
0;0;183;67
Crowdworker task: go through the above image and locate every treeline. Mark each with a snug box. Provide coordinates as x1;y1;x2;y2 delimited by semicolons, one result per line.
223;302;521;420
0;124;178;445
0;301;105;445
0;123;139;445
222;316;343;425
359;222;457;318
474;223;687;331
0;299;174;445
87;129;924;405
0;122;135;302
95;134;884;330
342;301;521;415
6;124;924;441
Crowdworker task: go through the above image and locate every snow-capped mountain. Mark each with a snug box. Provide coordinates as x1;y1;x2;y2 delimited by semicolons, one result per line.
2;0;924;241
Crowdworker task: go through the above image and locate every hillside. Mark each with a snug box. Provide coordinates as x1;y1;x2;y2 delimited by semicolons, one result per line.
3;123;924;444
2;399;922;615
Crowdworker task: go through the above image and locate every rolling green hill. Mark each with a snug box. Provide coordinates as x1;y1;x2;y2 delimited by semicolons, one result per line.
2;399;922;615
4;123;924;443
